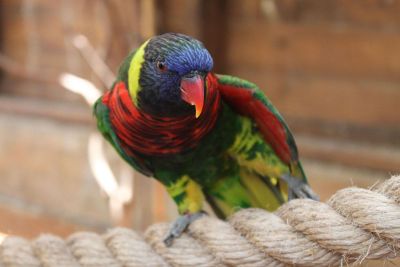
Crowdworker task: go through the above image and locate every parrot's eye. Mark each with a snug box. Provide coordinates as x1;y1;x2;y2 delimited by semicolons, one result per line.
156;61;167;72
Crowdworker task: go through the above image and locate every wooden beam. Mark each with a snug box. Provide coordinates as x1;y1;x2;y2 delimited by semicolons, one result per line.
227;20;400;81
229;69;400;129
140;0;156;39
275;0;400;29
0;95;92;124
0;204;88;239
297;135;400;173
156;0;202;38
200;0;228;73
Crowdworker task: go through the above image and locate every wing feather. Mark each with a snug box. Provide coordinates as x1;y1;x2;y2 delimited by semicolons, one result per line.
215;74;298;164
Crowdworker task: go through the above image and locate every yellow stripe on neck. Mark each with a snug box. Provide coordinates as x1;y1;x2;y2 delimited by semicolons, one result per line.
128;40;149;104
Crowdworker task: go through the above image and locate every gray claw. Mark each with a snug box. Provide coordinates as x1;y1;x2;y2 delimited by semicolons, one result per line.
281;174;319;201
163;211;205;247
303;183;320;200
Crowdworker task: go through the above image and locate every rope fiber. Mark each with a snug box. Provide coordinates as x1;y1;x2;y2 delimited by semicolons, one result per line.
1;175;399;267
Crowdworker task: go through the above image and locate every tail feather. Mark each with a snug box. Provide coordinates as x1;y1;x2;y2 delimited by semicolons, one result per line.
240;170;284;211
203;170;285;219
290;161;308;182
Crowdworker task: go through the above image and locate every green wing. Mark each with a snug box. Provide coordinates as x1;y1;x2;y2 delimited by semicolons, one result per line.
216;74;307;181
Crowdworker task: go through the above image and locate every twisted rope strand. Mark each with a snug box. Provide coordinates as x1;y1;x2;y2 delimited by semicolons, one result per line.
0;175;399;267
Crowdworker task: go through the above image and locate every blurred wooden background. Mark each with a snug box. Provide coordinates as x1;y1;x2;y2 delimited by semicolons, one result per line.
0;0;399;248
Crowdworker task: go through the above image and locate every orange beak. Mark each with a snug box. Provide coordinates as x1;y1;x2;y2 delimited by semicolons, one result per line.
180;74;205;118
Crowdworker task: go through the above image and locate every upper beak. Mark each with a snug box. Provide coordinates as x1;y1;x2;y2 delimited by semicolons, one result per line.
180;73;205;118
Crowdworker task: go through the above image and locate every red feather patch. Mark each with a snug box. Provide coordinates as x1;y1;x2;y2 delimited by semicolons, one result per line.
102;76;221;156
215;77;292;164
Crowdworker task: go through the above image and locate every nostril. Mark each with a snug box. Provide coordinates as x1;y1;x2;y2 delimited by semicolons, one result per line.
184;71;206;80
186;72;197;79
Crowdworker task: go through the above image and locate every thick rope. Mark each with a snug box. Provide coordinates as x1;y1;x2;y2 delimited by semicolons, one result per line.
1;175;399;267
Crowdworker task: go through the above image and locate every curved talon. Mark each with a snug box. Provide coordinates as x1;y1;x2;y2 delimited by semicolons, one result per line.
163;211;205;246
281;174;319;201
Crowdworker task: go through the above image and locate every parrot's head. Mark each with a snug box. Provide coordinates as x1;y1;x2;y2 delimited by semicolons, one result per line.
124;33;213;118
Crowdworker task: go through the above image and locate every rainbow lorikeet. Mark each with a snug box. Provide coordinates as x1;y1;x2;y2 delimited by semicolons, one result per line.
94;33;318;245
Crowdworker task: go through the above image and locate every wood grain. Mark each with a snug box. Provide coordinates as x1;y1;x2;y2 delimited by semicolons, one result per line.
227;21;400;81
229;69;400;128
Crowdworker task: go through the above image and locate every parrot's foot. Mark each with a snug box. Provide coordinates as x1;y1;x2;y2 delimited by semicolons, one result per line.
163;211;205;247
281;174;319;201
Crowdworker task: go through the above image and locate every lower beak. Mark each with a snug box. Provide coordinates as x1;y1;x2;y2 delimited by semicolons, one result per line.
180;74;205;118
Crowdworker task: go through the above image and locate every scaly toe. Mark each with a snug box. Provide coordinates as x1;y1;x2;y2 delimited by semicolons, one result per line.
163;211;205;246
281;174;319;201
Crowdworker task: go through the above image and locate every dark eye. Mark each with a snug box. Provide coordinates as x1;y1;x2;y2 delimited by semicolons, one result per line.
156;61;167;72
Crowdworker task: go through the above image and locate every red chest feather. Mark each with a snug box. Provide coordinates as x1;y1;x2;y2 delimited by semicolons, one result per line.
103;77;220;156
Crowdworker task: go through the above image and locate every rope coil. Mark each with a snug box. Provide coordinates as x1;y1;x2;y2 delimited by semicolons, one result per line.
1;175;399;267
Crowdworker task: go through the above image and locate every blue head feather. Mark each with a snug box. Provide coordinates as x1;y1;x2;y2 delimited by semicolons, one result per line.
137;33;213;116
165;47;213;76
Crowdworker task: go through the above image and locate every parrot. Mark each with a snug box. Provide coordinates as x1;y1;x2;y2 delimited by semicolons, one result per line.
94;33;318;246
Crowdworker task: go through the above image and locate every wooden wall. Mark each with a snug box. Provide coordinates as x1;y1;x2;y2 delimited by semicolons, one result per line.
0;0;399;245
0;0;173;238
159;0;400;171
